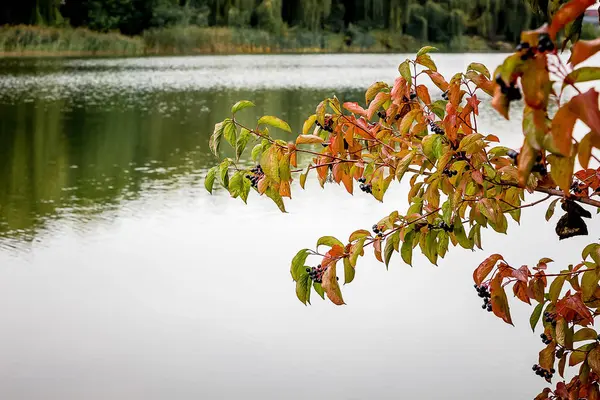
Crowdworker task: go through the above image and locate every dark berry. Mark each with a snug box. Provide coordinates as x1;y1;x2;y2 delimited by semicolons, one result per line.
410;93;417;100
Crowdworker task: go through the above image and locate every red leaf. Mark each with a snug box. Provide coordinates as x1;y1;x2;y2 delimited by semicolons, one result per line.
512;265;530;282
556;292;594;325
548;0;596;39
570;38;600;66
473;254;504;285
467;95;481;115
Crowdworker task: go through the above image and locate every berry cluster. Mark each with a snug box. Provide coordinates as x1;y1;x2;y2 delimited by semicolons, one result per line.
495;74;522;102
532;364;554;380
475;284;493;312
377;110;386;119
540;333;552;345
372;224;384;238
531;163;548;175
543;311;557;328
315;117;334;133
442;168;457;177
246;165;264;188
441;90;449;101
428;120;445;134
537;34;555;53
306;265;331;284
358;177;372;194
438;222;454;232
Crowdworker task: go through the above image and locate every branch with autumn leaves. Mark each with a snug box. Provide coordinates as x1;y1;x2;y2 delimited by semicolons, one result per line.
205;0;600;398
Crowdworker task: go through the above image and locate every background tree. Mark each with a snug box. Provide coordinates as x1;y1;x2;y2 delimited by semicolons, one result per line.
205;0;600;397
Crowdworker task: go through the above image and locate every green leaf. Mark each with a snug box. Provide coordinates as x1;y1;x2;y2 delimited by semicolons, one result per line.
300;164;310;189
223;118;237;146
574;328;598;342
295;272;311;305
317;236;344;249
228;171;244;198
401;230;415;266
437;231;449;258
209;121;224;156
235;128;252;161
349;237;366;267
265;186;286;212
204;166;217;194
384;231;400;268
219;159;231;189
343;257;355;284
582;268;600;301
563;67;600;87
260;146;281;183
549;275;566;303
365;81;389;104
417;46;438;57
530;302;544;332
257;116;292;133
291;249;310;281
398;60;412;83
467;62;490;79
231;100;255;114
453;220;473;249
313;282;325;299
545;198;560;221
239;176;251;203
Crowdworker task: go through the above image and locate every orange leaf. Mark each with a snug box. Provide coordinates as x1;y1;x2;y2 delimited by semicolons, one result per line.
296;134;325;145
522;55;550;110
518;139;537;187
343;102;367;116
367;92;390;120
473;254;504;285
424;70;449;92
490;274;514;325
467;95;481;115
373;237;383;262
549;0;596;39
416;84;431;104
279;180;291;198
513;281;531;304
512;265;530;282
570;38;600;66
321;261;345;305
492;85;510;120
570;89;600;139
551;103;577;156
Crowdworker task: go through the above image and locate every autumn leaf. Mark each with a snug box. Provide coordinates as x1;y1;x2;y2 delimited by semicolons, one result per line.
548;153;576;193
343;102;367;116
490;274;514;325
570;89;600;139
321;261;344;305
365;82;389;104
367;92;390;120
556;292;594;325
539;342;556;370
424;70;449;91
473;254;504;285
548;0;596;39
296;134;325;145
570;38;600;66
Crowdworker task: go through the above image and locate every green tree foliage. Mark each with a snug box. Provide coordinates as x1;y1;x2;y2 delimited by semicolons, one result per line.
0;0;579;43
207;0;600;397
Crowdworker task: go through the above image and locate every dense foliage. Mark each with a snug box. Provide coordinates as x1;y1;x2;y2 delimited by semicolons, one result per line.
206;0;600;397
0;0;551;45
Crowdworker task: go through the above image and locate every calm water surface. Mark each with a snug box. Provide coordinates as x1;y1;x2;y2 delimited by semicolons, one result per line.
0;54;597;399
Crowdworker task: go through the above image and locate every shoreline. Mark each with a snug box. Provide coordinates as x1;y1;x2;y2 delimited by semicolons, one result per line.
0;25;514;59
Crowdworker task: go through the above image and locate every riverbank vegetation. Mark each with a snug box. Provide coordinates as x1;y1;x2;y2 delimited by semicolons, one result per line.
0;0;583;55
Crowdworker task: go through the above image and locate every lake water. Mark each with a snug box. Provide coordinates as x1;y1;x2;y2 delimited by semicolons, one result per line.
0;54;597;399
